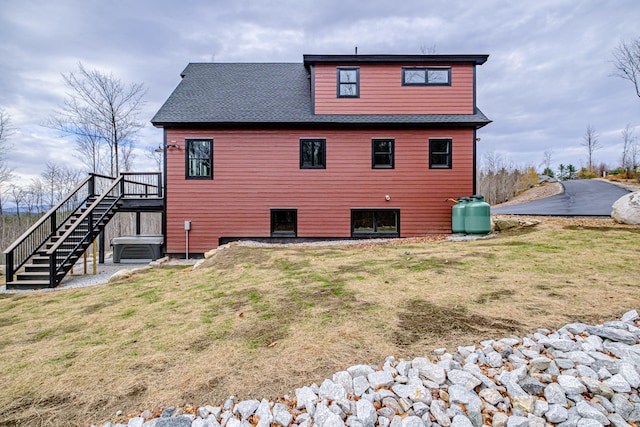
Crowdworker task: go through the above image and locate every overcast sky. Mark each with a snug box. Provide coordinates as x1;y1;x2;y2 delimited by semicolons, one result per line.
1;0;639;185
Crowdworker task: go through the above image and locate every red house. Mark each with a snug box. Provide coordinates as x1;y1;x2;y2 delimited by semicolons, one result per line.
152;54;490;256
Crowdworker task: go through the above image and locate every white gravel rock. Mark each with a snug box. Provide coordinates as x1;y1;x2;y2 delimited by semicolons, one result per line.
558;374;588;394
606;374;632;393
105;313;640;427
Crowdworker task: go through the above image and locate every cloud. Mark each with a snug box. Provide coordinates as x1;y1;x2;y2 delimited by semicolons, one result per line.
0;0;639;188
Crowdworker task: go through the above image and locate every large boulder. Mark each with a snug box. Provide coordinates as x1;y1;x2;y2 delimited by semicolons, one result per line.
611;191;640;224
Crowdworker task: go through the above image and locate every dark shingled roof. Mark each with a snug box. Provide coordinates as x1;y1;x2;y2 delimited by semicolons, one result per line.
151;62;491;128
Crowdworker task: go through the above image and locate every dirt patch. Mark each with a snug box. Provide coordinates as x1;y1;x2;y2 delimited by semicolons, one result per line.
395;299;522;347
475;289;516;304
563;225;640;233
198;246;273;270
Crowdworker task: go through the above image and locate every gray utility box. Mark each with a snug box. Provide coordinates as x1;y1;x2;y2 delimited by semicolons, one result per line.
112;235;164;263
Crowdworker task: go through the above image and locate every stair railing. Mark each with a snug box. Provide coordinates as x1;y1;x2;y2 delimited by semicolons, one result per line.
3;174;116;283
46;176;124;287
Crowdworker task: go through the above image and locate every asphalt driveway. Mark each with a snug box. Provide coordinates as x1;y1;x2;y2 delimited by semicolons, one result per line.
491;179;630;216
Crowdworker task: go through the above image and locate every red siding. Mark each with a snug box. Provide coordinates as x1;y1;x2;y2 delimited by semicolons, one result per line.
164;128;475;253
313;64;474;115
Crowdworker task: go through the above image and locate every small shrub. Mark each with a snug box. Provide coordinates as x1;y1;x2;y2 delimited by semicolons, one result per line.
577;168;598;179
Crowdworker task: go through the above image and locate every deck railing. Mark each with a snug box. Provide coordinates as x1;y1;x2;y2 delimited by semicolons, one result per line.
121;172;163;198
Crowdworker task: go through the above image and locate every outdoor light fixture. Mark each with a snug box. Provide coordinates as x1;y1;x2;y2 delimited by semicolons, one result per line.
154;143;180;152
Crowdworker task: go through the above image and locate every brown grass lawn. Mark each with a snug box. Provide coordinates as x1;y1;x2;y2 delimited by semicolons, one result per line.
1;217;639;426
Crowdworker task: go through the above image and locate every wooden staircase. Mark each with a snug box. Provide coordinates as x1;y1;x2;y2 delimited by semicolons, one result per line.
7;197;121;289
4;175;124;290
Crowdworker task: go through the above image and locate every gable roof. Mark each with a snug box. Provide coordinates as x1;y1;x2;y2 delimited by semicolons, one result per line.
151;61;491;128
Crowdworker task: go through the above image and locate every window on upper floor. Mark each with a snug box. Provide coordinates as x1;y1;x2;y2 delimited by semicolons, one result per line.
402;67;451;86
429;138;452;169
300;139;326;169
372;139;394;169
337;67;360;97
186;139;213;179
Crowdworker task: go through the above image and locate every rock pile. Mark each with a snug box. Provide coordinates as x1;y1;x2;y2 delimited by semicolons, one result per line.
98;310;640;427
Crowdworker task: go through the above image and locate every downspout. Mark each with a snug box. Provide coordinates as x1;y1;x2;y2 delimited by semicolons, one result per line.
472;64;478;195
473;129;478;195
162;129;168;256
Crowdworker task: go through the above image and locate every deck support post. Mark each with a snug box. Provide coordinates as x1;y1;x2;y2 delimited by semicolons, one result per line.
136;212;141;235
99;230;105;264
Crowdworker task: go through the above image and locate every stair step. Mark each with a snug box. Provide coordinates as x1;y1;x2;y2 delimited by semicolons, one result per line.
31;256;50;264
5;280;54;290
24;264;50;273
16;271;50;281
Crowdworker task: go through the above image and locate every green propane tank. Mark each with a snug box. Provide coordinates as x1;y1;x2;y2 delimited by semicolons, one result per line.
465;195;491;234
451;197;469;234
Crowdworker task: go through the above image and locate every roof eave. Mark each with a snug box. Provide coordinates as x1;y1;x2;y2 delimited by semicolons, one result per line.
303;54;489;66
151;119;492;129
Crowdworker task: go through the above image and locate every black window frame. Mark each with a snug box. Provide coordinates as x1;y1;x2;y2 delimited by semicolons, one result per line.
300;139;326;169
351;209;400;238
270;209;297;237
185;139;213;180
429;138;452;169
402;67;452;86
337;67;360;98
372;139;395;169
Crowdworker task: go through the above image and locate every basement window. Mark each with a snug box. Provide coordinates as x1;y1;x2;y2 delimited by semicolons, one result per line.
352;209;400;238
271;209;297;237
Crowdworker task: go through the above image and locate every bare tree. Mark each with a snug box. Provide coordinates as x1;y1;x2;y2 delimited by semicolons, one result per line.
420;44;437;54
540;149;554;176
582;124;601;173
8;184;26;222
40;162;84;207
620;124;636;173
41;161;64;207
0;109;15;215
613;37;640;99
145;145;163;173
0;109;14;147
119;139;136;172
73;120;106;173
631;138;640;173
27;178;46;214
60;166;84;196
47;63;147;176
